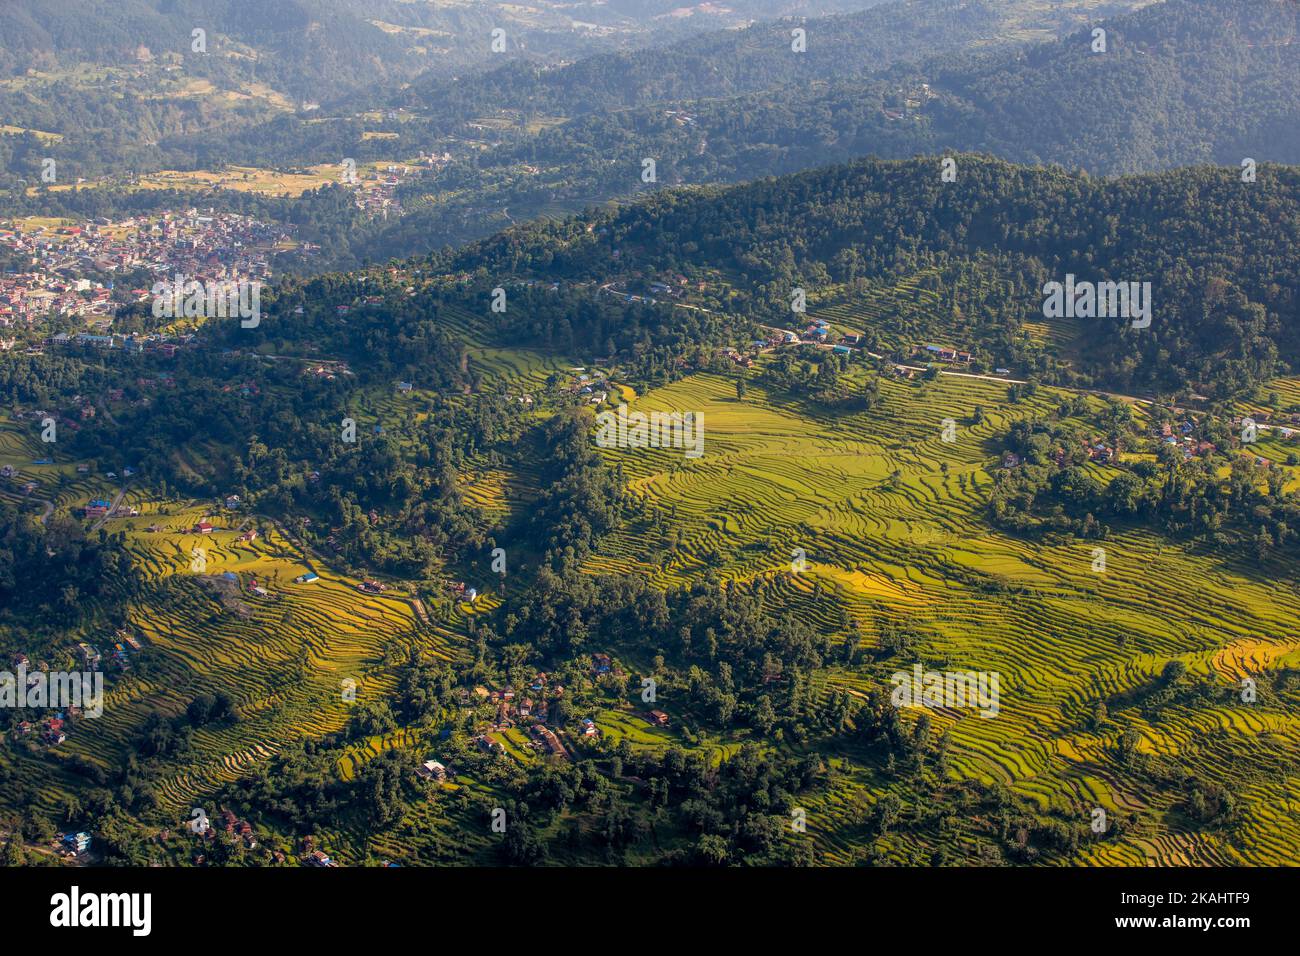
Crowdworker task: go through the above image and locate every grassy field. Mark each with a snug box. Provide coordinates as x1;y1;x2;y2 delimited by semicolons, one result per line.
32;160;407;198
0;124;63;143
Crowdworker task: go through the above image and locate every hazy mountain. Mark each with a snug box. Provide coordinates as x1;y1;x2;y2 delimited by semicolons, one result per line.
2;0;889;176
356;0;1296;259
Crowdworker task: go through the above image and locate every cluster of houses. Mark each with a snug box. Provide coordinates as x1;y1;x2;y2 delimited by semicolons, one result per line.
82;498;113;519
475;681;554;729
1001;439;1121;470
303;361;351;383
134;372;179;395
218;810;258;849
448;580;479;603
13;712;70;746
48;330;190;358
187;809;259;851
1228;413;1300;452
80;495;139;520
417;149;454;169
1155;418;1217;462
760;324;828;349
0;272;114;325
881;81;938;121
560;368;609;405
1083;440;1119;465
351;163;424;220
6;646;117;746
752;325;866;360
458;669;614;760
598;275;690;307
272;834;330;867
722;346;755;368
1156;409;1300;468
245;575;275;599
466;653;668;752
0;210;291;332
997;408;1300;472
108;632;143;670
915;343;973;364
803;322;832;343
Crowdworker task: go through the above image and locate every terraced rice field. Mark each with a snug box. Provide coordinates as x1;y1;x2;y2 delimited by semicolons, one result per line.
588;366;1300;865
465;343;571;393
0;492;461;822
806;272;944;350
0;416;116;516
5;341;1297;865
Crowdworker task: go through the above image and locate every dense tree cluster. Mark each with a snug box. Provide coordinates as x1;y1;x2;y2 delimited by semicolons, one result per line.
445;154;1298;398
990;416;1300;564
0;500;139;630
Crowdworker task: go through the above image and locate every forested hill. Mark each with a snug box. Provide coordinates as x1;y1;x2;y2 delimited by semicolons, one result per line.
0;0;505;176
358;0;1298;262
0;0;491;95
440;154;1300;399
215;0;1041;168
927;0;1300;173
0;0;768;177
257;0;1290;173
389;0;1012;124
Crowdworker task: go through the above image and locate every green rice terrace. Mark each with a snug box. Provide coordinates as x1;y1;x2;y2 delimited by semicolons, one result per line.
1;326;1298;867
590;367;1300;866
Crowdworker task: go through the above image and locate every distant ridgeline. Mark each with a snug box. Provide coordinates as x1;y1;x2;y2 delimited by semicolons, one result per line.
354;0;1300;261
4;0;1294;270
201;0;1016;169
0;0;699;181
